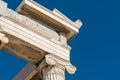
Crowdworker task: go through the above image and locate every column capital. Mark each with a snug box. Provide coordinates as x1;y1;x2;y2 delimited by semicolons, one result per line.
45;54;76;74
0;32;9;49
38;54;76;75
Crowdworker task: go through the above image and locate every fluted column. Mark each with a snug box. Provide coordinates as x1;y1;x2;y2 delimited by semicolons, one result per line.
37;54;76;80
43;64;65;80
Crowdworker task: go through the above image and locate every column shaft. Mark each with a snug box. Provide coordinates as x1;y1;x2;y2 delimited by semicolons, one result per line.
43;64;65;80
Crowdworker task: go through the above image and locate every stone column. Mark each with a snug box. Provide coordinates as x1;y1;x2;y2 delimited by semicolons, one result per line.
0;33;9;49
37;54;76;80
43;63;65;80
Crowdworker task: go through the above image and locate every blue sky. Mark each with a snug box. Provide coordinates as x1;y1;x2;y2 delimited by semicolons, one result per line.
0;0;120;80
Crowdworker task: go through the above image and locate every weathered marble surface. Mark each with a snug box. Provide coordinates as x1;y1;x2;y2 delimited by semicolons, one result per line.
0;0;82;80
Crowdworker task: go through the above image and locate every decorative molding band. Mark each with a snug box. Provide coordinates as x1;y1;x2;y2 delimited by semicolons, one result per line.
0;17;70;60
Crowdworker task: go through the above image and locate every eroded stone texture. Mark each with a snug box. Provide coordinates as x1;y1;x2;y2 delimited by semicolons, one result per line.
0;33;9;49
0;0;82;80
37;54;76;80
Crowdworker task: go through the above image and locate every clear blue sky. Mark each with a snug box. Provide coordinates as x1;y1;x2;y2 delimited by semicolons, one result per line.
0;0;120;80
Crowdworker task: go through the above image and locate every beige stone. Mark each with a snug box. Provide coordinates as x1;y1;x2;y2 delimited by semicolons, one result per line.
0;0;82;80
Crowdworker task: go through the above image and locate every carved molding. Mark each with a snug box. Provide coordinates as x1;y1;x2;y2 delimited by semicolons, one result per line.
0;17;70;60
45;54;76;74
37;54;76;80
37;60;65;80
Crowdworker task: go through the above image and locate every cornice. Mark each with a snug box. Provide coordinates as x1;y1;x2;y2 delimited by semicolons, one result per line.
16;0;82;41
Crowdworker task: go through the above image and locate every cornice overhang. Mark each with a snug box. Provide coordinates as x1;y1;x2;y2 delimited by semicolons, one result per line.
16;0;82;41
